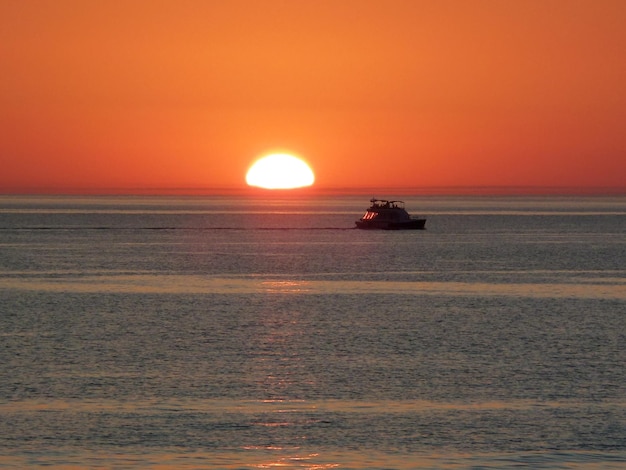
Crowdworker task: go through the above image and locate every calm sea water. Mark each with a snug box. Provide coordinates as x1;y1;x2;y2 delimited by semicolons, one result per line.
1;194;625;469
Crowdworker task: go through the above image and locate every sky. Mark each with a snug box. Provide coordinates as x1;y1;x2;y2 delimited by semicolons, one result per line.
1;0;625;194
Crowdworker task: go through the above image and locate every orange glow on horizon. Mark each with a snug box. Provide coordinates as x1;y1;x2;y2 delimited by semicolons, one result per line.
1;1;625;195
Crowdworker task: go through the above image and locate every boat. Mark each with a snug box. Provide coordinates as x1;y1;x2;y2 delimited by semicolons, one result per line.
355;198;426;230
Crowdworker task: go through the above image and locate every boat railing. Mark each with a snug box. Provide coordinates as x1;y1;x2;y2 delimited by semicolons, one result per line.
369;198;405;209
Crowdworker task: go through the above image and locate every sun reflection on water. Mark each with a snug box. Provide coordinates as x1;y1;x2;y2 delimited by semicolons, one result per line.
253;452;339;469
261;280;311;293
2;274;625;299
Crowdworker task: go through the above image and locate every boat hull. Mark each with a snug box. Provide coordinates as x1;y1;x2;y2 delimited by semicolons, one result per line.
355;218;426;230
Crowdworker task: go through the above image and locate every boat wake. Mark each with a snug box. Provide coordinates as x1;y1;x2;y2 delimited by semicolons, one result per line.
1;226;357;231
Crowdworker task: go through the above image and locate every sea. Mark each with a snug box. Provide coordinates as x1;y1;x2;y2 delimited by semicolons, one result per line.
0;194;625;469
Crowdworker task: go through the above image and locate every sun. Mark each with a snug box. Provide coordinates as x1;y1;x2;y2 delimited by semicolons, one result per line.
246;153;315;189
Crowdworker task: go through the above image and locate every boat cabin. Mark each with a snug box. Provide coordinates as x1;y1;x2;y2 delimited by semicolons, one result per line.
361;199;411;222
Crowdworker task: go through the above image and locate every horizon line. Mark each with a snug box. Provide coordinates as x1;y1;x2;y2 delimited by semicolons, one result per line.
1;185;625;197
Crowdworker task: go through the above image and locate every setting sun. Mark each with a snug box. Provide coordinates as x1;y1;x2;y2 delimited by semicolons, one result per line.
245;153;315;189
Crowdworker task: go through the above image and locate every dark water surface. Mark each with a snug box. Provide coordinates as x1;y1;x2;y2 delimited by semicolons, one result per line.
1;195;625;468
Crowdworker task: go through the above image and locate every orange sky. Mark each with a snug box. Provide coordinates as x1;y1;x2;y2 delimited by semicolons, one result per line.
1;0;625;194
